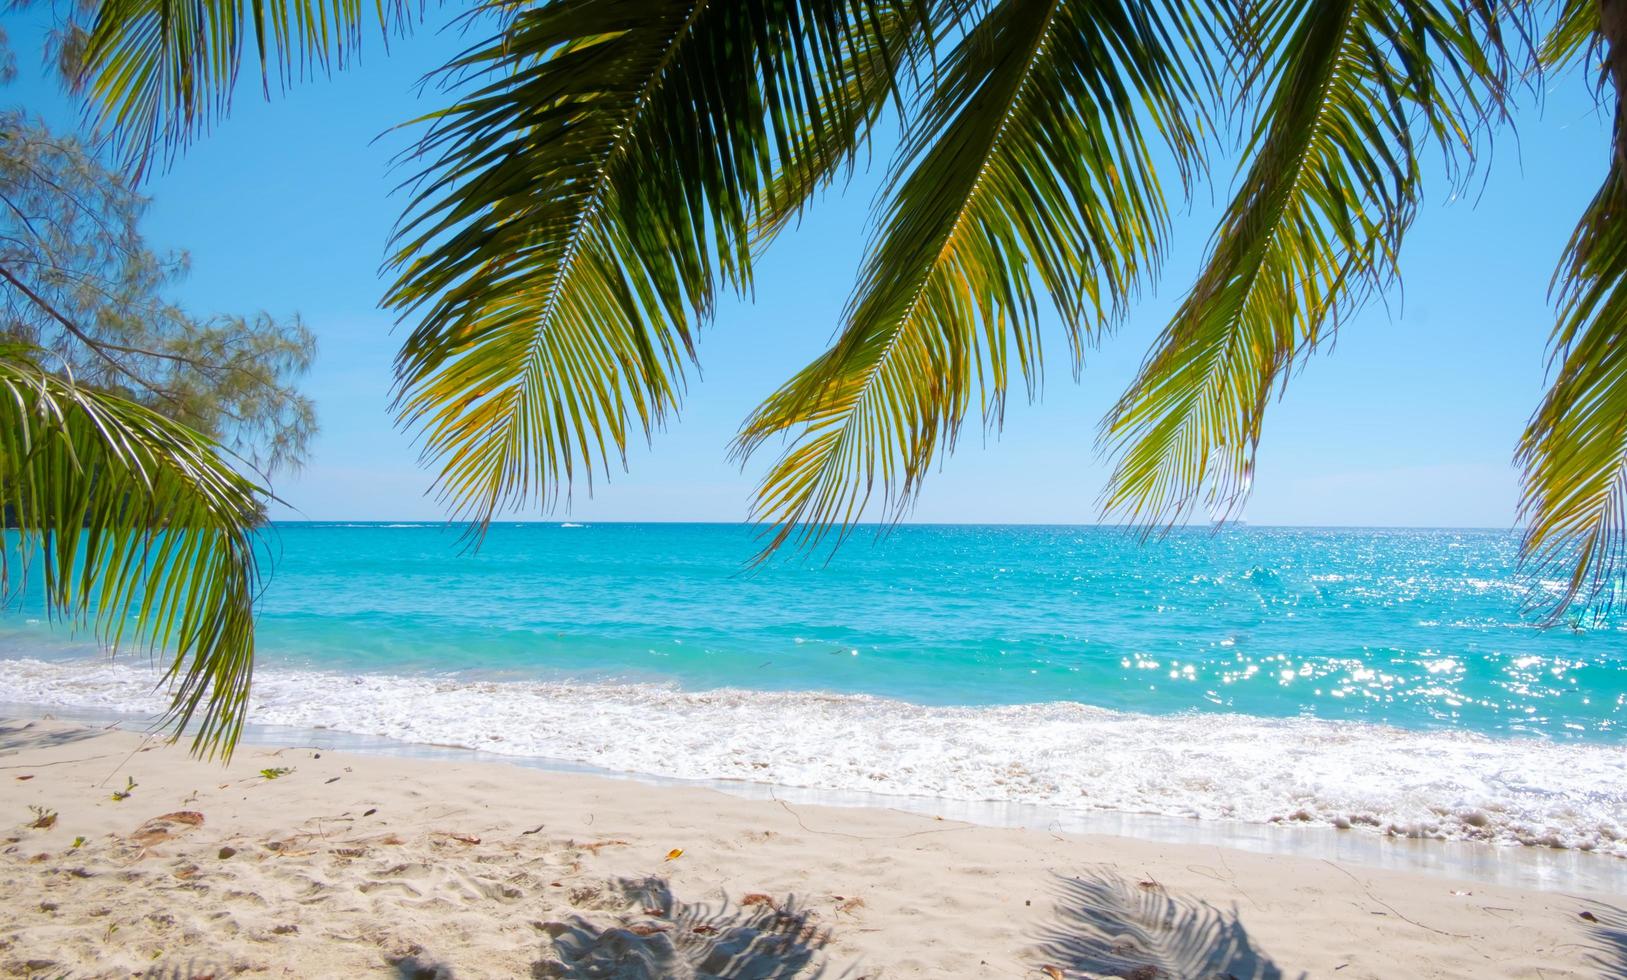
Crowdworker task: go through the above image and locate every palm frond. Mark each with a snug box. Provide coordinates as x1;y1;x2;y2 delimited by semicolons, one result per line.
736;0;1207;558
1100;0;1516;527
0;354;266;757
1516;7;1627;618
387;0;922;534
1540;0;1599;74
68;0;421;176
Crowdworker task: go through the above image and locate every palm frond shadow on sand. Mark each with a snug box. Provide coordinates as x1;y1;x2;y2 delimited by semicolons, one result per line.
1583;901;1627;980
1033;870;1304;980
0;718;105;755
139;960;240;979
533;877;843;979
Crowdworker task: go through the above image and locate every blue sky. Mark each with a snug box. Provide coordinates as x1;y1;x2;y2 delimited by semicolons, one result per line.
1;10;1614;527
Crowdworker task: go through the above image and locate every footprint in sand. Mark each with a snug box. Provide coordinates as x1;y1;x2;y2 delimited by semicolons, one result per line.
359;879;423;898
448;870;524;903
381;861;434;879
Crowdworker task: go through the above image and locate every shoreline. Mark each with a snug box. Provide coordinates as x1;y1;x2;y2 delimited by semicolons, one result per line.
4;655;1623;865
2;716;1622;978
5;699;1624;896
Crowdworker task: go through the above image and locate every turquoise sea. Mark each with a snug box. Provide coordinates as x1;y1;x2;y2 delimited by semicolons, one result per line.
2;523;1625;855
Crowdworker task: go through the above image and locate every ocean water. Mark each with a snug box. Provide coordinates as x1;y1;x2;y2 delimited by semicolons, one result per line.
2;523;1624;855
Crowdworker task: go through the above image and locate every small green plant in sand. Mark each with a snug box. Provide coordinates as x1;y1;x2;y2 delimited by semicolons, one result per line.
259;767;294;780
27;805;56;829
111;777;137;802
71;836;86;849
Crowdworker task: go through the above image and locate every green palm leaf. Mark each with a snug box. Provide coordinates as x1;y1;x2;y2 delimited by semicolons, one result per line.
1100;0;1514;527
736;0;1207;557
1540;0;1599;75
387;0;920;532
1516;8;1627;616
67;0;420;175
0;354;266;757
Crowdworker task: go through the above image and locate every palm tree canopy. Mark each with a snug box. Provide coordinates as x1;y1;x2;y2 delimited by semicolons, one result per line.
54;0;1627;630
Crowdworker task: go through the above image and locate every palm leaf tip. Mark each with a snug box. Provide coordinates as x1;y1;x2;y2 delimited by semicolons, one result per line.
737;0;1210;560
1518;168;1627;620
1510;0;1627;619
68;0;422;176
1100;0;1518;530
0;356;267;758
386;0;924;534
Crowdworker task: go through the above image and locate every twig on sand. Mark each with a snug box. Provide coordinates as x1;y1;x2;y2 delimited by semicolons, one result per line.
1320;859;1469;938
99;734;157;788
769;790;970;842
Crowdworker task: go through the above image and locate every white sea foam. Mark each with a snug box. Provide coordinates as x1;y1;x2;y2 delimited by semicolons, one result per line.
1;657;1623;856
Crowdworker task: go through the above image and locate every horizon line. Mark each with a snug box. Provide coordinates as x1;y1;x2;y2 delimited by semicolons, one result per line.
267;519;1526;532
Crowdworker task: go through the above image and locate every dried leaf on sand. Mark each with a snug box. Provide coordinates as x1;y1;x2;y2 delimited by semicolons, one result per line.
129;812;204;847
578;839;629;854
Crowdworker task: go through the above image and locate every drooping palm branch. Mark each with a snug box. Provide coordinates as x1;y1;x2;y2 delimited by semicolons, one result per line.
0;353;267;756
1515;0;1627;616
386;0;924;532
1540;0;1603;74
1098;0;1516;527
735;0;1209;557
67;0;422;175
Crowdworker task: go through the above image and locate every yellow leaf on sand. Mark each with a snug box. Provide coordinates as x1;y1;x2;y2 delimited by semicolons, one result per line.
664;848;683;861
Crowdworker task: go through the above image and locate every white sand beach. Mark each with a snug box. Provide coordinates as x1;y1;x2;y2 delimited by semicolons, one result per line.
1;717;1621;978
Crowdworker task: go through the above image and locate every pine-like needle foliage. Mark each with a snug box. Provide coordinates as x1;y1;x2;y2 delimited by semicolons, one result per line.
0;113;317;475
1100;0;1515;527
387;0;921;532
736;0;1208;557
0;354;266;757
